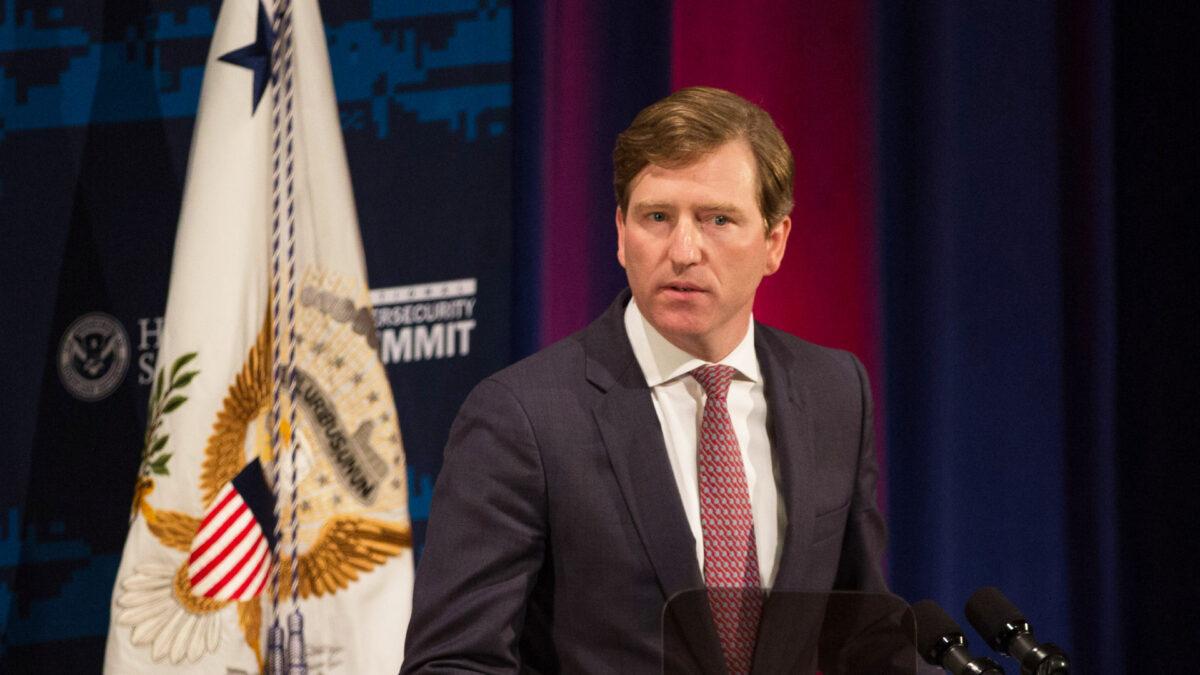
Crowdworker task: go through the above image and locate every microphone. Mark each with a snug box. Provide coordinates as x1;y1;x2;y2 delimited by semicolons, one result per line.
909;599;1006;674
965;587;1070;675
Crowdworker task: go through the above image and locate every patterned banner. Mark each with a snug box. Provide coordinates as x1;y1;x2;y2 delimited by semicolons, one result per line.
103;0;413;671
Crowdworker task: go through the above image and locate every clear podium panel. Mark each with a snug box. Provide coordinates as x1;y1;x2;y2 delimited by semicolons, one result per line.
662;589;933;674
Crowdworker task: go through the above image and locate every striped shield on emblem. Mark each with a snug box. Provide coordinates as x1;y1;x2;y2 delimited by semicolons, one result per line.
188;459;278;600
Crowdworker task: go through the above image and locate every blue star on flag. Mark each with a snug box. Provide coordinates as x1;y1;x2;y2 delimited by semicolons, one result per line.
218;1;276;114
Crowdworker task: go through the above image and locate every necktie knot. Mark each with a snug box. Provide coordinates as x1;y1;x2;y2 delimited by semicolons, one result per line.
692;364;736;400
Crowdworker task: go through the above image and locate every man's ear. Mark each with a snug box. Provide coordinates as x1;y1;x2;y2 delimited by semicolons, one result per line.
764;215;791;276
615;206;627;269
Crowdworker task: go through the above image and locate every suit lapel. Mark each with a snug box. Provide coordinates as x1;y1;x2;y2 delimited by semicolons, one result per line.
752;328;821;673
584;292;725;673
756;326;818;592
583;294;703;598
593;377;703;597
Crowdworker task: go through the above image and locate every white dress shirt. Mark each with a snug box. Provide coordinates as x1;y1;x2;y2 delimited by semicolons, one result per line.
624;300;786;588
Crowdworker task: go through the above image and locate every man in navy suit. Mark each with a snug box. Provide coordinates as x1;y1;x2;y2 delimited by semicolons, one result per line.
402;87;892;674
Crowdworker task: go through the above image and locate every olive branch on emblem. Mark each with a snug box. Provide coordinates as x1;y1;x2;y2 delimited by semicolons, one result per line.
140;352;199;477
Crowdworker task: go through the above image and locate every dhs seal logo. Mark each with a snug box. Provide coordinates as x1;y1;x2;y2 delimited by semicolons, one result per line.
58;312;131;401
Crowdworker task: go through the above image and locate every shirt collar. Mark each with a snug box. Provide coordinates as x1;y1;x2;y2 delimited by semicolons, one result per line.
624;298;761;388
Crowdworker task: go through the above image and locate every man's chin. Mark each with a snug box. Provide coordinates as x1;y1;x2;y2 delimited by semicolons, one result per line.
644;311;709;344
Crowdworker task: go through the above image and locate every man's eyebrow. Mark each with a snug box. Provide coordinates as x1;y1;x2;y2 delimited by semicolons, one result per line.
630;201;676;212
696;202;747;215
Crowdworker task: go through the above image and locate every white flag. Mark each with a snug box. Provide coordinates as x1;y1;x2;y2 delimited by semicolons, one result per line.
104;0;414;672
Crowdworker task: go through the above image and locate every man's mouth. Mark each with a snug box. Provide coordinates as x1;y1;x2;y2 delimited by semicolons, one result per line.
662;283;704;294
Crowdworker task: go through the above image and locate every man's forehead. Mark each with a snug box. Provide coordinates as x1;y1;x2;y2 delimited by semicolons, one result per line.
626;143;759;210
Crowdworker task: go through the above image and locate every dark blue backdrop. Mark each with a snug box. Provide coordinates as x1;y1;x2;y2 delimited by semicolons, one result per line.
878;1;1198;671
878;0;1111;665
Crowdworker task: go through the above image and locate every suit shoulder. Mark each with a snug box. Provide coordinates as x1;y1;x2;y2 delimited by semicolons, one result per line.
480;331;588;394
454;332;595;446
756;323;865;383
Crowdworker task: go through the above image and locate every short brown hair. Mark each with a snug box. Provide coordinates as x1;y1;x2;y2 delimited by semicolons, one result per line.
613;86;795;233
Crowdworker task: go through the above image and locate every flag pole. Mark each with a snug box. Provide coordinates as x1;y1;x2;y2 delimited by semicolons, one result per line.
267;0;306;671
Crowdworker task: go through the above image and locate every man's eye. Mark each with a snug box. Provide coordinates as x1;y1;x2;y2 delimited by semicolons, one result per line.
712;215;729;226
650;212;666;222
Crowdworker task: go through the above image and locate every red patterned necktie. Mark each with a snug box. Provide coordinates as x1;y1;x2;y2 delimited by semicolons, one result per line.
692;364;763;675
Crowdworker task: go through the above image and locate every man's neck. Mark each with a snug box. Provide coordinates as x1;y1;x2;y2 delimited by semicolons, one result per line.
625;300;757;386
662;333;739;364
650;315;752;364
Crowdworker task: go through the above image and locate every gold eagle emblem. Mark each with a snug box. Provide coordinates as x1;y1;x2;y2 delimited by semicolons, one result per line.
127;295;412;668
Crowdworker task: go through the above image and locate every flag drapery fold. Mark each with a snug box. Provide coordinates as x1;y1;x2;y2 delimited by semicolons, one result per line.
104;1;413;672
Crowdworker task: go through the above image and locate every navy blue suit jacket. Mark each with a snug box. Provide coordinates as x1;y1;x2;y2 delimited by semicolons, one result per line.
402;290;891;673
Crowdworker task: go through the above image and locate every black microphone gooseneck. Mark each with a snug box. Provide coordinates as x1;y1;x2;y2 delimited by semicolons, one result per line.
910;600;1006;675
964;587;1069;675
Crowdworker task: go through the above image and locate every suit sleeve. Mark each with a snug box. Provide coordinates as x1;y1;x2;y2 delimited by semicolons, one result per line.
401;377;547;674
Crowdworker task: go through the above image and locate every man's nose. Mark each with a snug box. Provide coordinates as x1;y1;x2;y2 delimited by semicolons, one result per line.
668;218;701;268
